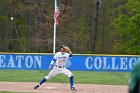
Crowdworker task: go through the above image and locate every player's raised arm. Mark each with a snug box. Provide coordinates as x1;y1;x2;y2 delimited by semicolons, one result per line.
64;46;72;57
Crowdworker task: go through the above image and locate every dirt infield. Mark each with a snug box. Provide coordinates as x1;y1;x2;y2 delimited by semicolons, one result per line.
0;82;128;93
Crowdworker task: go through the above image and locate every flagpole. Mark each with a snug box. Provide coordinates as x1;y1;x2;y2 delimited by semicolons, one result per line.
53;0;57;54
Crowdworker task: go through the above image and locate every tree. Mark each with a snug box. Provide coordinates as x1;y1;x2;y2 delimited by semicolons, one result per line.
113;0;140;54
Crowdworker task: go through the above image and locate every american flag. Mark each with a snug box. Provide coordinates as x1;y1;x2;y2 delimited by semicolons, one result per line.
54;7;60;26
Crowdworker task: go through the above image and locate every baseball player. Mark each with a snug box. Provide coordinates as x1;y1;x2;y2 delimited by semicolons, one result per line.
129;59;140;93
34;45;75;90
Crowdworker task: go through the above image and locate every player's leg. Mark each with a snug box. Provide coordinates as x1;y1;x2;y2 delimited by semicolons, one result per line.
34;67;60;89
61;68;75;90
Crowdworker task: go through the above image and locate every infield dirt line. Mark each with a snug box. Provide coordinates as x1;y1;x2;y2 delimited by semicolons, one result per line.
0;82;128;93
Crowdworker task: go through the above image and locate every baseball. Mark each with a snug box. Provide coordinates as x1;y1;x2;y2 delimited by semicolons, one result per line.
10;17;13;20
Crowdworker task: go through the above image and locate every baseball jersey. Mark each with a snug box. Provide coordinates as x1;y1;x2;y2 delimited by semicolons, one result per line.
129;60;140;93
50;52;72;67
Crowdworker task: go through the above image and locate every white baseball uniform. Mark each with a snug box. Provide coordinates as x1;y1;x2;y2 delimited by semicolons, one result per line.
34;46;75;90
45;52;73;80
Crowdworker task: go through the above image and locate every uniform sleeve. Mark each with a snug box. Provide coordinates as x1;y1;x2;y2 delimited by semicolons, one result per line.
69;53;72;57
50;53;57;65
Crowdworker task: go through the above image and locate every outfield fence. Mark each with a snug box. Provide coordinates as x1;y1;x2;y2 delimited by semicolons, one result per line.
0;53;139;72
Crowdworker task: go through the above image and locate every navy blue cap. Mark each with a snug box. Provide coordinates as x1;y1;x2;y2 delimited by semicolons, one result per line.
61;45;67;48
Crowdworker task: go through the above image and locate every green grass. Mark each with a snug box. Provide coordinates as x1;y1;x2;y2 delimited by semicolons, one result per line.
0;70;130;85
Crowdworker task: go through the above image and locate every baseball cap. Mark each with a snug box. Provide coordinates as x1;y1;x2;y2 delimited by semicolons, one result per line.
61;45;67;48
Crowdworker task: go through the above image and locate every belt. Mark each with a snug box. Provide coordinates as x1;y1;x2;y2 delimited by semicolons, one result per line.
55;65;65;68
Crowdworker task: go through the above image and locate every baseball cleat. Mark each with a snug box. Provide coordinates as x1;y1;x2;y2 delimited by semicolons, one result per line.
34;85;39;89
71;86;75;90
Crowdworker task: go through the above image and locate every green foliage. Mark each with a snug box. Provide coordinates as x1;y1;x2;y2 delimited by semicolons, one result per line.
73;17;91;53
113;0;140;54
0;0;139;54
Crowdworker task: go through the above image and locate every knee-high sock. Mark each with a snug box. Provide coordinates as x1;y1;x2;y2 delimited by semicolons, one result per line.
70;76;73;88
39;78;46;85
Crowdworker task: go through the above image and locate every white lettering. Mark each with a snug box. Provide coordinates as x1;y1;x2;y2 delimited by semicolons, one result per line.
111;57;118;69
34;56;42;68
16;55;24;68
0;55;5;67
120;57;127;70
25;56;33;68
7;55;16;67
129;58;136;70
103;57;110;69
85;57;93;70
94;57;102;69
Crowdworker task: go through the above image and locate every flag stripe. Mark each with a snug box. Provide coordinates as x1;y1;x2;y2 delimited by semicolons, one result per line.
54;7;60;26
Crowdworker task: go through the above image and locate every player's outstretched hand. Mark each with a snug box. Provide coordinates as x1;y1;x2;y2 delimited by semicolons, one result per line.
49;64;53;70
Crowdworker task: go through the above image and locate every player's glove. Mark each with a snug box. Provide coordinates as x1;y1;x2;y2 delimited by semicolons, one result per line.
64;47;72;54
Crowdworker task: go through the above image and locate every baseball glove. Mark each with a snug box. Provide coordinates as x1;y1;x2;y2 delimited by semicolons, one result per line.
64;46;70;53
64;47;72;54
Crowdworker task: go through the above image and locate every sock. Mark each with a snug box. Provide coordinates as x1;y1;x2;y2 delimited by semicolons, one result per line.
70;76;74;88
39;78;46;85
